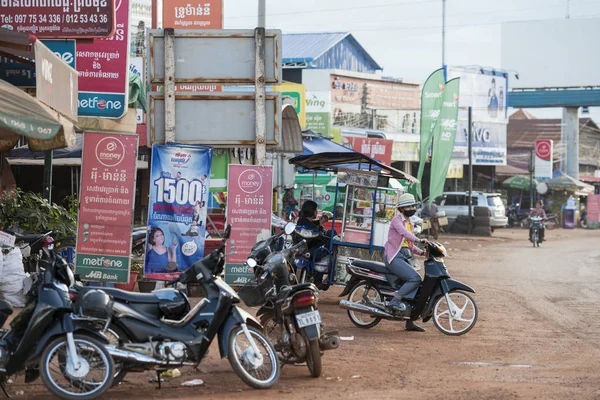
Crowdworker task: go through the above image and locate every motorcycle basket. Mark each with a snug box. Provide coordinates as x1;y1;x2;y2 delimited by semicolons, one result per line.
237;276;273;307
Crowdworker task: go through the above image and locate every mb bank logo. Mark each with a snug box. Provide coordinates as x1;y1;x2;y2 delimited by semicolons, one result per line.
78;92;126;118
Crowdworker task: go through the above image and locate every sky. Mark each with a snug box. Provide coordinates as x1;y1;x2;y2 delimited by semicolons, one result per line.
222;0;600;120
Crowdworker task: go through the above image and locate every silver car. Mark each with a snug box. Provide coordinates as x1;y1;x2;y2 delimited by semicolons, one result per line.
421;192;508;229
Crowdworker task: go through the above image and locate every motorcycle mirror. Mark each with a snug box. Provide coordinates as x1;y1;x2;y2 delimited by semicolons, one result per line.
223;224;232;239
284;222;296;235
516;203;520;207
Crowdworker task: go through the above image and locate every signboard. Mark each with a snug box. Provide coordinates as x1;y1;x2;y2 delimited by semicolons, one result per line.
35;41;78;122
225;165;273;285
148;29;281;85
452;120;507;165
75;132;138;283
148;92;281;145
392;141;419;162
348;137;393;166
163;0;222;29
337;168;378;188
330;75;420;109
0;1;116;38
145;144;212;280
306;91;331;137
274;82;306;127
534;139;553;181
77;0;130;118
446;159;464;179
446;67;508;123
0;39;75;87
587;194;600;225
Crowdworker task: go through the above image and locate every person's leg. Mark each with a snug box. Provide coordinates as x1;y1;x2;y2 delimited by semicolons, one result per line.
540;226;545;242
529;226;533;241
386;255;422;301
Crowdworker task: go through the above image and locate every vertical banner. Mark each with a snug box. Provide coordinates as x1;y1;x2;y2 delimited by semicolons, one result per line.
145;145;213;280
416;69;446;198
76;132;139;283
306;91;331;137
534;139;553;181
429;78;461;204
587;194;600;227
225;165;274;285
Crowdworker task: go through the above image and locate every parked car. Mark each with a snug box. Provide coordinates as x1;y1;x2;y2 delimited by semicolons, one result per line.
419;192;508;229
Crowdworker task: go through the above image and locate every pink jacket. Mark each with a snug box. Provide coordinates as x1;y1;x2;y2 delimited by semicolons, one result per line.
384;214;424;263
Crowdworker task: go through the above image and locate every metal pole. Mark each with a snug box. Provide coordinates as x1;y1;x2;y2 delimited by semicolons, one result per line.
467;107;473;234
255;26;267;166
442;0;446;66
566;0;571;19
530;148;534;208
258;0;266;28
164;28;176;143
42;150;53;201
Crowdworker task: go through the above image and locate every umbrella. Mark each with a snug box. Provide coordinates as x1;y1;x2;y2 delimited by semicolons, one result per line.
545;171;593;192
502;175;538;191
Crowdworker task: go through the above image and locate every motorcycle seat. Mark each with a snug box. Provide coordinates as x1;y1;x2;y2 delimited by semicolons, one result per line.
351;260;390;274
14;233;47;245
81;286;160;304
277;283;316;301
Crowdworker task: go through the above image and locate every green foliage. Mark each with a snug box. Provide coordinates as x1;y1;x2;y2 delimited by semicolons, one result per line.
0;189;77;239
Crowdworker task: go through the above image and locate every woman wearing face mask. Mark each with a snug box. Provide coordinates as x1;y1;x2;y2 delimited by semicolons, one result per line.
383;193;429;332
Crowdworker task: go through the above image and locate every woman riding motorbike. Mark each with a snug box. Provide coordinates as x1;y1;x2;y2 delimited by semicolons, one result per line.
529;200;546;242
384;193;429;332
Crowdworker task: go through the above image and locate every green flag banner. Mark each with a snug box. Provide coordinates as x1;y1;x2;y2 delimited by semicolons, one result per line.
416;68;446;199
209;149;230;192
429;78;461;204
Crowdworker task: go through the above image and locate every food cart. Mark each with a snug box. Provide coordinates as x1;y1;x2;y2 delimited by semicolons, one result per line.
288;151;419;289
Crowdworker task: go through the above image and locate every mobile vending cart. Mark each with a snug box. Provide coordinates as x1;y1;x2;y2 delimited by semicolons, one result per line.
288;151;419;289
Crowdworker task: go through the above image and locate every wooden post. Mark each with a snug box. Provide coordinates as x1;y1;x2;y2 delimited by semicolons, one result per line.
164;28;176;144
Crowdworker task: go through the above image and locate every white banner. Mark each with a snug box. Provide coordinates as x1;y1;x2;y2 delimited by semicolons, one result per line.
534;140;553;181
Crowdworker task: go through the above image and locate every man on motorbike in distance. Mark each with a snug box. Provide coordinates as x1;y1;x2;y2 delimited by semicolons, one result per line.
529;200;546;242
384;193;429;332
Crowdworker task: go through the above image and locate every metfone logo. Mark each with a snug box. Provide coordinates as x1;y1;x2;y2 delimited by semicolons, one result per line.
81;256;123;268
238;169;263;194
94;136;125;167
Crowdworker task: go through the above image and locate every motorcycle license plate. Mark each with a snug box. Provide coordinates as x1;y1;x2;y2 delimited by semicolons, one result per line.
296;310;322;328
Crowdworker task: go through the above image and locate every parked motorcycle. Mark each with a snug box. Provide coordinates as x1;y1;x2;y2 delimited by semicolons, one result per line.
9;230;55;274
0;247;114;399
131;227;147;258
338;241;478;336
544;213;559;230
74;225;281;390
240;224;340;378
507;203;529;228
580;208;587;229
529;216;544;247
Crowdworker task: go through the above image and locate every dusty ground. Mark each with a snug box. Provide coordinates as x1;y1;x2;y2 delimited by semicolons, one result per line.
10;227;600;399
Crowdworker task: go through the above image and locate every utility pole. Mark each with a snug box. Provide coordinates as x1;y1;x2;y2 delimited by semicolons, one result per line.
467;107;473;234
442;0;446;66
566;0;571;19
529;148;535;208
255;0;267;166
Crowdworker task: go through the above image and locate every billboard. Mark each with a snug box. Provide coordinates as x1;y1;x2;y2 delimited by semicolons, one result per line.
534;140;553;181
453;121;507;165
502;18;600;89
347;137;393;166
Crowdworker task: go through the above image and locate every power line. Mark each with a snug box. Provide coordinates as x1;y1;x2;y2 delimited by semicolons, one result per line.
226;0;439;20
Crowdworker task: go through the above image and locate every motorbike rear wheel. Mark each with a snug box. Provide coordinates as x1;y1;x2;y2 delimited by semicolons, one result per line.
305;337;322;378
346;282;382;329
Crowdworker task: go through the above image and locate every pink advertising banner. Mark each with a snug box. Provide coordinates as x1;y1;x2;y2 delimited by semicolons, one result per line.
587;194;600;224
75;132;138;283
225;165;273;285
76;0;130;118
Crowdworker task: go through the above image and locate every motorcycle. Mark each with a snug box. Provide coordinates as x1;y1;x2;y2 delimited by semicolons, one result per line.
8;230;55;274
529;216;544;247
0;247;114;399
544;213;559;230
580;208;587;229
74;225;281;390
338;241;478;336
507;203;529;228
131;227;147;258
239;224;340;378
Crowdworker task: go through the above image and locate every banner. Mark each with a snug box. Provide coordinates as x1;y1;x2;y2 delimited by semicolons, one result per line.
534;139;553;181
429;78;461;205
209;149;230;192
587;195;600;225
274;83;306;128
225;165;273;285
452;121;507;165
306;91;331;137
416;69;446;197
145;145;213;280
76;132;138;283
348;137;393;166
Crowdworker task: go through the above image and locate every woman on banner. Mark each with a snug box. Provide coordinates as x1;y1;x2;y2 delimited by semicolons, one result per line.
145;226;178;273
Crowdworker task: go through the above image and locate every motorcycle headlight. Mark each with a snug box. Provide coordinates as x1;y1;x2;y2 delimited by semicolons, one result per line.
246;258;257;273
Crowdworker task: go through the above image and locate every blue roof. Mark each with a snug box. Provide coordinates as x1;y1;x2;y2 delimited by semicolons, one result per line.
283;32;382;71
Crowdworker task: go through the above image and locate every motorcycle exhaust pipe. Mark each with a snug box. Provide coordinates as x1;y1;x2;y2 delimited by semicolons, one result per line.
338;300;393;318
319;335;340;351
107;347;194;366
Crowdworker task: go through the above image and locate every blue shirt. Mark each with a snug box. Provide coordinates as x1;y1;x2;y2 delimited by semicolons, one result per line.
145;248;169;273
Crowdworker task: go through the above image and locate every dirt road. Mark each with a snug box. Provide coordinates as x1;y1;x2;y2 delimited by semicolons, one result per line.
12;228;600;399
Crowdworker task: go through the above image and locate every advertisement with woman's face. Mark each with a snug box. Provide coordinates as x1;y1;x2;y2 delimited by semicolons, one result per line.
145;145;213;280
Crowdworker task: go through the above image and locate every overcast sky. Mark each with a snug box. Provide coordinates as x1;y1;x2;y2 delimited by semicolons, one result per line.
223;0;600;119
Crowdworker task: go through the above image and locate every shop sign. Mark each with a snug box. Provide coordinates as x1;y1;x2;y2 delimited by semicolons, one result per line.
587;195;600;224
225;165;273;285
446;159;464;179
75;132;138;283
337;168;378;188
392;141;419;162
0;0;116;38
330;74;420;109
348;137;393;166
77;0;129;118
274;82;306;127
144;144;213;280
534;139;553;182
306;91;330;137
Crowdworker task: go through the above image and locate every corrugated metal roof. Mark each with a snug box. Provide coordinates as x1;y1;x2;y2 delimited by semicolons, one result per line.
282;32;350;63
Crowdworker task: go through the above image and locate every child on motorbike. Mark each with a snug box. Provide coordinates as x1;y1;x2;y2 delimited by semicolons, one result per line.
384;193;429;332
529;200;546;242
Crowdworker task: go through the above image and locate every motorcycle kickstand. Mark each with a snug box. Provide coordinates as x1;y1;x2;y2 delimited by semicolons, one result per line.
0;381;10;398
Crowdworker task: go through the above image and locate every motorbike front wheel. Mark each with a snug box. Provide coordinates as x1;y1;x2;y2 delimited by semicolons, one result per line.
433;291;478;336
346;282;382;329
40;334;114;400
305;337;322;378
228;325;280;389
